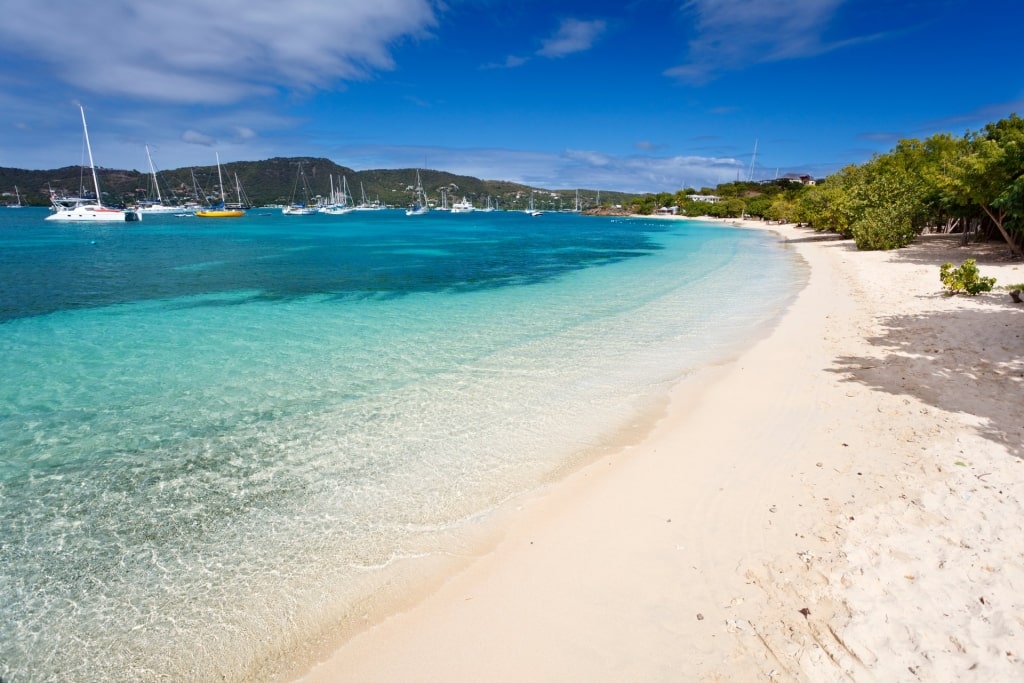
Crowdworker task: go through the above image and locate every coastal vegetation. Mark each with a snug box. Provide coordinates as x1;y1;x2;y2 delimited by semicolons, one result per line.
628;113;1024;255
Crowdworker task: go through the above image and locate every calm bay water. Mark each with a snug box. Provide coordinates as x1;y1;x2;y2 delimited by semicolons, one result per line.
0;207;803;682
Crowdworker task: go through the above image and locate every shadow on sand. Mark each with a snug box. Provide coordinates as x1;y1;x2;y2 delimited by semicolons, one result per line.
829;301;1023;459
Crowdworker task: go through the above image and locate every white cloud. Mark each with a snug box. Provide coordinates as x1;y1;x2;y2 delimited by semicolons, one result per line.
666;0;847;84
0;0;437;105
182;130;217;147
537;19;607;58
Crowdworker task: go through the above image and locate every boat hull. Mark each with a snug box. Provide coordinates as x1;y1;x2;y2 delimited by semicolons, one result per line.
195;209;245;218
46;205;141;222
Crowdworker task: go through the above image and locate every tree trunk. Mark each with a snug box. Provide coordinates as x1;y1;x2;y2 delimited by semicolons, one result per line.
980;205;1024;257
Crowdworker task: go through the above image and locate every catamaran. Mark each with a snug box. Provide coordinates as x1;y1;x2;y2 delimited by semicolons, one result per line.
46;106;141;222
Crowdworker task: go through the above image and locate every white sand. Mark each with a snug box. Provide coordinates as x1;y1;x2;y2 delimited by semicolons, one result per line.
293;221;1024;682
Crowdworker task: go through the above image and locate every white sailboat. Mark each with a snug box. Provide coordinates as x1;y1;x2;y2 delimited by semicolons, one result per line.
354;182;384;210
524;192;542;217
46;106;141;222
136;145;180;214
405;170;429;216
478;196;495;212
226;173;252;211
282;163;318;215
319;175;355;214
6;186;24;208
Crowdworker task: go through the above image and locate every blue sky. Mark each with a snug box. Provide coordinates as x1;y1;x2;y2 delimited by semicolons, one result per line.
1;0;1021;193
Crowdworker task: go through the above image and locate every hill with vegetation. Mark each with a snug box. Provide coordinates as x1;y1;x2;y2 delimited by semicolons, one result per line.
0;158;637;212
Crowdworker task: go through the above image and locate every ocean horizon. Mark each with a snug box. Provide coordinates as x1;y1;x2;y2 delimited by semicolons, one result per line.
0;207;803;682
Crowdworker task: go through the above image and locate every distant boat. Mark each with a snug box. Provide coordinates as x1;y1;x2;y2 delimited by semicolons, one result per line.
136;145;181;214
6;185;24;208
195;153;245;218
45;106;141;222
225;173;252;211
524;192;542;217
319;175;355;214
478;196;495;212
405;170;429;216
283;163;318;215
354;182;385;211
450;196;475;213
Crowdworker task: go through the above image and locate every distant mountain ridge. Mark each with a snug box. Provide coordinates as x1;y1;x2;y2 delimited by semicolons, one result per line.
0;158;635;211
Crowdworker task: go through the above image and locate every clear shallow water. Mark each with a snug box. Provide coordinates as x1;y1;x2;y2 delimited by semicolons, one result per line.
0;208;803;682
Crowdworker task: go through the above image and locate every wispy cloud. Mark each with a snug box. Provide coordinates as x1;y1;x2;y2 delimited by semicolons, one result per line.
634;140;668;152
537;18;607;58
480;55;529;70
335;144;746;193
665;0;850;84
0;0;438;105
182;130;217;147
921;99;1024;133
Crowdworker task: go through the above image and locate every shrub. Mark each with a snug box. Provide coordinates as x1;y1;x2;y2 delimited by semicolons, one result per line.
939;259;996;295
852;207;917;250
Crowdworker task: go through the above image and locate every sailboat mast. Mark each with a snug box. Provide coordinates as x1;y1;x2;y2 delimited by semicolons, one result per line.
79;106;103;206
747;138;758;182
215;152;226;203
145;145;163;203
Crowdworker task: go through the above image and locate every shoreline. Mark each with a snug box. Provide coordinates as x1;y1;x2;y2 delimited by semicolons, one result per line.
291;219;1024;681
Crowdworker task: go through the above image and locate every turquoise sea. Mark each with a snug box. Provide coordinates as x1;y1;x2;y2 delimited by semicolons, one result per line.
0;207;803;682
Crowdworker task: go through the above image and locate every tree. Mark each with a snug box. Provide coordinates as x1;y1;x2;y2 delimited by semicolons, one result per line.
936;115;1024;256
797;166;861;237
848;154;928;249
766;195;797;223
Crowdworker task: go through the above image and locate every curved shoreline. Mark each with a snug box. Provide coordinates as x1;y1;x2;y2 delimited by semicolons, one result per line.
292;220;1024;681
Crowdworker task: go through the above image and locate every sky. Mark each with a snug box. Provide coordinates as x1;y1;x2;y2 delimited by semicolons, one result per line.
1;0;1021;194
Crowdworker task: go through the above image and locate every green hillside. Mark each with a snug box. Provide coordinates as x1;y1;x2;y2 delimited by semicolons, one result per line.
0;158;636;211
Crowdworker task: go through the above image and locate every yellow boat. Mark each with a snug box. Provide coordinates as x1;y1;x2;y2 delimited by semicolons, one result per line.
195;207;244;218
195;153;246;218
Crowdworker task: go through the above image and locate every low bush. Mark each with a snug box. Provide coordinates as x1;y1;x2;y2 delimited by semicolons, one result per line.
939;259;996;295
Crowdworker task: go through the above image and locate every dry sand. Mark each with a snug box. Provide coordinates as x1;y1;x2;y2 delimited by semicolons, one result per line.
293;220;1024;682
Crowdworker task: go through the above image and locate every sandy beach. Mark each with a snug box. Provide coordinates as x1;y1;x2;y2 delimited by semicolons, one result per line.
293;220;1024;682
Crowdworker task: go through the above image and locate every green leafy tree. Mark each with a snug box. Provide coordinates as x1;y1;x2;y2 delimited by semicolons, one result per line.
743;194;773;218
797;166;861;236
766;195;798;223
849;154;928;249
936;115;1024;256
